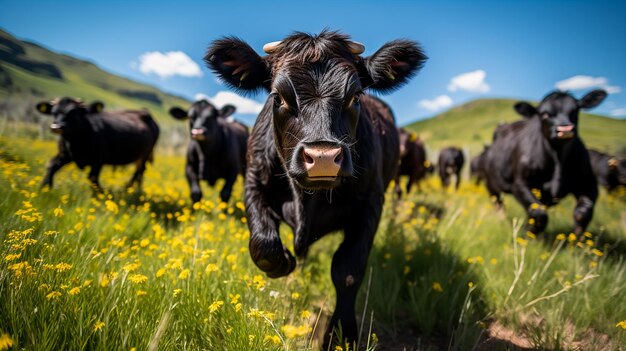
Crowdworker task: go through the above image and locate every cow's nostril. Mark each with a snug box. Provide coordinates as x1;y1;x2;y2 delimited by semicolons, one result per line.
303;149;315;165
334;149;343;165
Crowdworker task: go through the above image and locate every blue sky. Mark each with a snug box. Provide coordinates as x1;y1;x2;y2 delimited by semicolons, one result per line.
1;0;625;125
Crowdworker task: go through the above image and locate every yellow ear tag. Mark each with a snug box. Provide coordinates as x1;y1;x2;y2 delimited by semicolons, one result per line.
409;133;418;142
39;104;47;113
424;160;431;167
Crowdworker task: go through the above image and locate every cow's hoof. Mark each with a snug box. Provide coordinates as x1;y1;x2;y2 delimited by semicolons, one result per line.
191;191;202;203
527;204;548;233
251;238;296;278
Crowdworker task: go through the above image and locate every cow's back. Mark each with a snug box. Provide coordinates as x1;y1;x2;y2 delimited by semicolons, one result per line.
90;110;159;165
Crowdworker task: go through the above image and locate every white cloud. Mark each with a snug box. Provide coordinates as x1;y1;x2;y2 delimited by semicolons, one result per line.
195;91;264;114
136;51;203;78
447;70;490;93
555;75;621;94
610;107;626;117
418;95;453;112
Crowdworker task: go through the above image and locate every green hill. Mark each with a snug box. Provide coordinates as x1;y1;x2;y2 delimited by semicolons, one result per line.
405;98;626;158
0;28;190;148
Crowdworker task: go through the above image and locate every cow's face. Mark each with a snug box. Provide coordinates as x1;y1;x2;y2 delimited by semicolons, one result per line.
514;90;607;142
169;101;236;142
36;98;103;137
206;30;426;190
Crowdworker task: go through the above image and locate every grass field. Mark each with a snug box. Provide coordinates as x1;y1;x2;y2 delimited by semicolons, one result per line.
1;126;625;350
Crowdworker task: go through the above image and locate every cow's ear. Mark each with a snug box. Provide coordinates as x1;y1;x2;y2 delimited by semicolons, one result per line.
169;107;188;120
358;39;427;93
514;102;537;119
89;101;104;114
220;104;236;118
36;102;53;115
205;37;270;94
578;89;607;109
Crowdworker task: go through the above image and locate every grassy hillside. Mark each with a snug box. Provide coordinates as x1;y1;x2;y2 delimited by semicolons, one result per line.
405;99;626;158
0;28;190;150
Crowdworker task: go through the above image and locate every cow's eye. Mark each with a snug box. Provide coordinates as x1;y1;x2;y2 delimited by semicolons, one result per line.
274;94;286;108
349;92;363;107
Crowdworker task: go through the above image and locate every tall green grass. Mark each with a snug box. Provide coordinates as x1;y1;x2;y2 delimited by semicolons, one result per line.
1;133;625;350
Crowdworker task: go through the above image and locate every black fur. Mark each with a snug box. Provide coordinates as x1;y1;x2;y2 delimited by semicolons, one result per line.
588;149;626;192
36;97;159;190
483;90;606;235
169;100;248;203
394;128;432;197
438;146;465;189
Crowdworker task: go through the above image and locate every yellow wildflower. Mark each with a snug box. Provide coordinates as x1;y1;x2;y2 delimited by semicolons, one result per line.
136;290;147;296
173;289;182;297
178;269;190;280
93;321;105;331
53;207;64;217
0;333;15;350
128;274;148;284
46;291;62;300
264;335;281;345
209;300;224;313
68;287;81;295
616;320;626;329
281;324;311;338
432;282;443;292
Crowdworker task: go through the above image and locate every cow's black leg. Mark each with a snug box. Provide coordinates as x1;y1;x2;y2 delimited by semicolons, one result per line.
512;178;547;233
186;162;202;203
455;170;461;190
247;176;296;278
406;173;415;195
88;164;103;192
127;159;147;189
42;154;71;189
324;196;381;349
219;174;236;203
393;175;402;198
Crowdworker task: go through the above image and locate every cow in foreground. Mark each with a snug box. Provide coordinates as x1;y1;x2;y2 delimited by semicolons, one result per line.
438;146;464;189
588;149;626;192
36;98;159;190
394;128;433;197
169;100;248;203
206;30;426;347
483;90;607;235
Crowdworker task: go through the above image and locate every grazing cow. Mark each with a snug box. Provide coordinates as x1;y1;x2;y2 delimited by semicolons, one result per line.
483;90;607;235
588;149;626;192
36;98;159;190
438;146;464;189
205;30;426;347
169;100;248;203
394;128;432;197
470;145;490;185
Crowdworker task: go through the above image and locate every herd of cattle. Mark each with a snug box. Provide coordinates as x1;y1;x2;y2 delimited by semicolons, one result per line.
32;31;625;348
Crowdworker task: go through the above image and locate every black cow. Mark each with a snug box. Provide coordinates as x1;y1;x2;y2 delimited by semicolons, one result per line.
438;146;464;189
169;100;248;203
394;128;432;197
588;149;626;192
36;98;159;190
470;145;490;185
205;30;426;347
483;90;607;235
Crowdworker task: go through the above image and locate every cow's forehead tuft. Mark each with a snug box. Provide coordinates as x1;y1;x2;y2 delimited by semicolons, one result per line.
267;30;357;68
